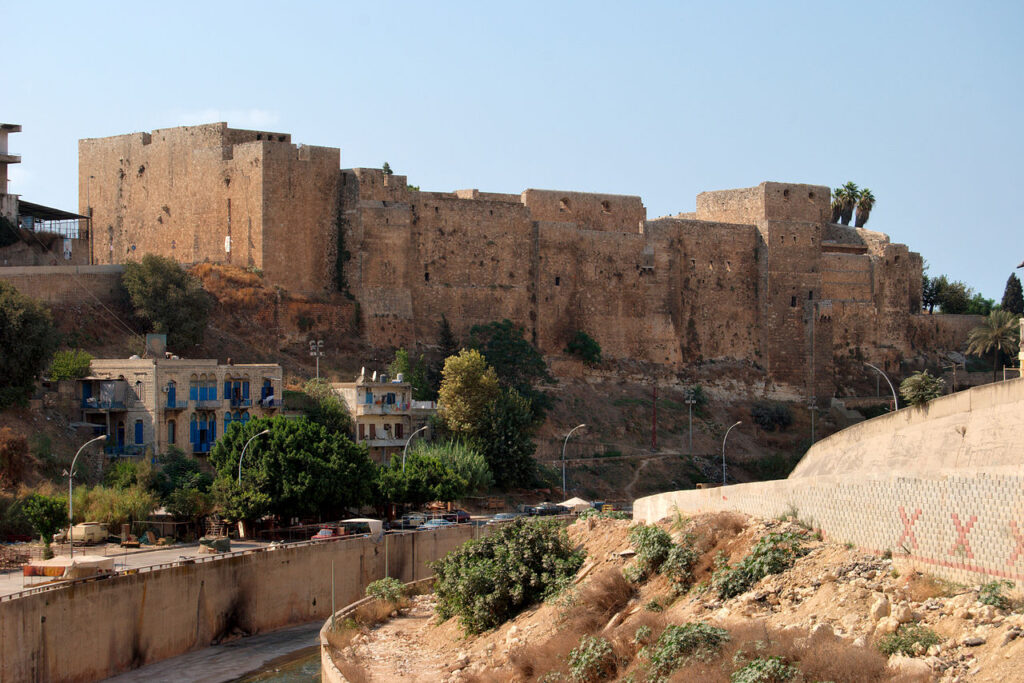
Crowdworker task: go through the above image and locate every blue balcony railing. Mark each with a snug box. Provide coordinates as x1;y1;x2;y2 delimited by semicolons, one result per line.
165;399;189;410
104;445;144;457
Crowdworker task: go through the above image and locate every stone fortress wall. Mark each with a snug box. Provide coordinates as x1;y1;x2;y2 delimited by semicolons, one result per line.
634;378;1024;587
79;123;966;397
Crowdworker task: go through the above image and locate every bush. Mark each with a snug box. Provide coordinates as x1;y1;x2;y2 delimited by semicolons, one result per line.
979;580;1013;610
48;349;93;380
731;656;798;683
431;518;584;634
749;402;793;432
647;622;729;682
0;428;28;487
567;634;614;682
900;371;945;406
876;623;941;656
365;577;406;604
564;331;602;366
578;508;630;521
662;536;700;594
713;532;807;599
629;524;674;575
0;281;58;408
121;254;211;349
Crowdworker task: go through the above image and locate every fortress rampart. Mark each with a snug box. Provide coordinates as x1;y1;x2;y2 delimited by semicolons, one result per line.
79;124;956;396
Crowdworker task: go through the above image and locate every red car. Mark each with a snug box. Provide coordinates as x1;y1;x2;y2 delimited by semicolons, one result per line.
442;509;471;524
311;526;343;540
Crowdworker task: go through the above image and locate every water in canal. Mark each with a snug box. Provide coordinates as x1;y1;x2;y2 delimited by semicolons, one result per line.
233;646;320;682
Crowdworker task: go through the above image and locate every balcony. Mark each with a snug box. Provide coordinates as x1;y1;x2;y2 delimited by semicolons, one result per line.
363;438;407;448
192;442;213;455
355;402;411;416
193;398;223;409
230;397;252;408
104;445;144;457
82;398;127;412
164;399;189;411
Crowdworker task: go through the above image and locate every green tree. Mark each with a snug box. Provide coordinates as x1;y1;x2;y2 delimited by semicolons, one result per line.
471;389;538;490
301;378;353;435
377;450;468;507
1001;274;1024;315
438;349;501;435
839;181;860;225
899;371;945;406
48;349;93;380
564;330;602;366
426;314;460;399
0;281;58;408
382;161;393;176
23;493;67;558
935;277;972;314
922;273;940;313
121;254;211;349
966;309;1020;380
73;485;158;528
965;293;995;316
412;440;492;496
209;416;375;523
390;347;432;401
469;319;554;420
152;447;211;499
830;187;846;224
854;188;875;227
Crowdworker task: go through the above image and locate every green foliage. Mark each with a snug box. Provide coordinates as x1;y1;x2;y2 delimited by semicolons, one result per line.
377;450;469;506
687;385;710;417
967;309;1021;379
965;293;996;316
438;349;501;435
662;536;700;594
647;622;730;682
431;518;584;634
713;532;807;599
930;275;972;314
899;370;945;406
564;331;602;366
629;523;674;575
633;624;653;645
389;348;432;401
209;416;375;522
567;634;614;682
48;349;93;380
23;493;67;545
470;388;538;490
121;254;210;349
731;656;799;683
469;319;554;420
152;447;211;499
578;508;630;521
749;402;793;432
0;281;58;408
876;623;941;656
1002;273;1024;315
431;440;493;495
0;215;20;248
979;580;1013;610
366;577;406;603
382;161;393;175
73;485;158;527
301;378;353;435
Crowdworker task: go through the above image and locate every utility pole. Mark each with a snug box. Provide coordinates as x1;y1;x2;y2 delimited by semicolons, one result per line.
309;340;324;380
684;388;696;456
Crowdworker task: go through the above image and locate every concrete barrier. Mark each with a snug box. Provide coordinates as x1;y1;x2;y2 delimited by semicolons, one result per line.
0;526;475;682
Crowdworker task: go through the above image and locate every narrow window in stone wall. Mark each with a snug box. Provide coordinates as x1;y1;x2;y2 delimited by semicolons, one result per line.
395;423;404;439
791;296;797;307
168;419;176;445
424;272;430;282
555;276;561;286
808;291;814;300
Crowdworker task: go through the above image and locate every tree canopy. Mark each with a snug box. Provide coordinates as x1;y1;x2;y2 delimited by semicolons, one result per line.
377;449;469;507
899;371;945;406
469;319;554;419
301;378;353;435
1002;274;1023;315
121;254;211;349
0;281;58;408
23;493;67;548
208;416;375;522
966;309;1020;379
389;348;432;401
438;349;501;435
564;330;602;366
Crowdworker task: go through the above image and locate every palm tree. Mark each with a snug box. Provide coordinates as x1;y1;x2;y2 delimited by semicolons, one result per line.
840;181;860;225
830;187;846;223
855;188;875;227
966;310;1020;380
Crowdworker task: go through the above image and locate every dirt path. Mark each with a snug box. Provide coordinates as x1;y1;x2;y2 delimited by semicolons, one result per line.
343;596;450;682
624;456;652;500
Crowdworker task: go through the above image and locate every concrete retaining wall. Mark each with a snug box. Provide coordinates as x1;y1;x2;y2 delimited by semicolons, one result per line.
0;527;474;682
0;264;124;305
634;378;1024;588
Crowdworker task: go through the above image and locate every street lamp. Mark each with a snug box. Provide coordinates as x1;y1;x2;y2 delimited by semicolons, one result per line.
402;425;429;473
69;434;106;559
864;362;899;411
562;424;586;495
237;429;271;485
309;340;324;380
722;421;741;487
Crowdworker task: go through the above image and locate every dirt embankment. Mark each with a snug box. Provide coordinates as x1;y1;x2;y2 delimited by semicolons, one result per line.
332;514;1024;682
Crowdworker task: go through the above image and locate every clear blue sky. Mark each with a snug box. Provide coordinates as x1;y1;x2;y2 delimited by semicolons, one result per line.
4;1;1021;300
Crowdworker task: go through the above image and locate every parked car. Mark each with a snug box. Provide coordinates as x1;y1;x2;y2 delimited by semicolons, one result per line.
534;502;569;516
54;522;109;545
486;512;521;525
399;512;427;529
417;518;455;531
442;509;471;524
516;504;537;516
311;526;343;540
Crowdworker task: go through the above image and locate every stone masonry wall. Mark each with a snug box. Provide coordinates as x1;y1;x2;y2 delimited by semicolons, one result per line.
0;265;124;305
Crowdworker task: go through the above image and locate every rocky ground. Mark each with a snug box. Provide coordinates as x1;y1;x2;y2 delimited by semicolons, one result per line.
328;514;1024;682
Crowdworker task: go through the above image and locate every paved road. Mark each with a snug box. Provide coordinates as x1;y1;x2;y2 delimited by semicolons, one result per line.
0;540;272;597
104;620;322;683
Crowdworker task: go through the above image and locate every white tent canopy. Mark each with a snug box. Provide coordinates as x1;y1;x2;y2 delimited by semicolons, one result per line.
559;497;591;512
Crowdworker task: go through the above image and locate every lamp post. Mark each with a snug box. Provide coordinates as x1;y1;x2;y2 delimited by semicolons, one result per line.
562;424;586;495
864;362;899;411
309;340;324;380
684;388;696;455
402;425;428;473
237;429;271;485
722;421;741;487
69;434;106;559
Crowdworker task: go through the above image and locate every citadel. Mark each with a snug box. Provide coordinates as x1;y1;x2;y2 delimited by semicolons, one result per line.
74;122;958;397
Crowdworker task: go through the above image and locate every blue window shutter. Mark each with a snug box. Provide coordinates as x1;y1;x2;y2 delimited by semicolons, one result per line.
134;421;144;445
210;420;216;440
190;383;198;401
242;381;250;399
224;380;231;398
190;418;198;443
210;383;217;401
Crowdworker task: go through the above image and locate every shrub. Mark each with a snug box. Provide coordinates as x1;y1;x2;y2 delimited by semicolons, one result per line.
578;509;630;521
567;634;614;682
48;349;93;380
0;428;28;487
713;532;807;599
431;518;584;634
121;254;211;349
646;622;729;682
662;536;700;594
365;577;406;603
899;371;945;407
629;523;674;575
564;331;602;366
749;402;793;432
0;281;58;408
876;623;941;656
979;580;1013;610
731;656;799;683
